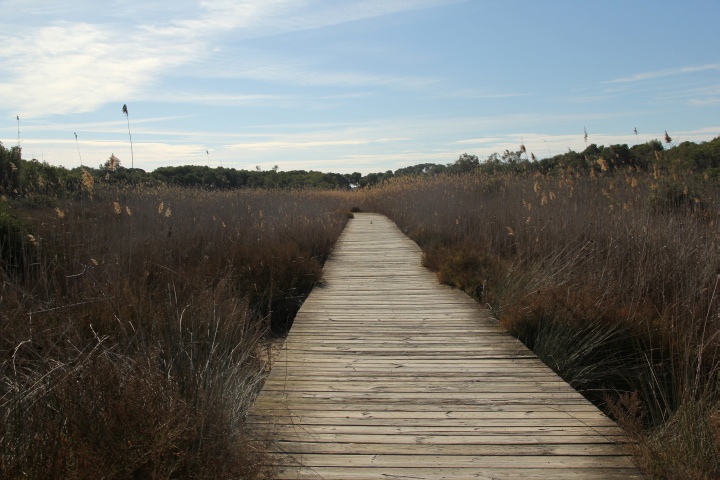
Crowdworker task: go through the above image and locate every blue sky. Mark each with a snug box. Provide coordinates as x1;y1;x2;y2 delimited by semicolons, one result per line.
1;0;718;174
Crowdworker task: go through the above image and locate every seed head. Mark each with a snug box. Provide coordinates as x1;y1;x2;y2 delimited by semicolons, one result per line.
81;169;94;196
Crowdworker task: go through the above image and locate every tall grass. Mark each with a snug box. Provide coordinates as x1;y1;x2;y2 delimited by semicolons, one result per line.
3;162;716;478
1;186;350;478
357;167;719;478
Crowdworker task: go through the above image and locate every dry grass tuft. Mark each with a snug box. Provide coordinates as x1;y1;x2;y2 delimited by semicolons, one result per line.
1;185;352;478
355;168;719;478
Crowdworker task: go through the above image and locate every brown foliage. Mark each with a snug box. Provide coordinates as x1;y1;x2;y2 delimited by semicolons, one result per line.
356;169;719;478
1;186;350;479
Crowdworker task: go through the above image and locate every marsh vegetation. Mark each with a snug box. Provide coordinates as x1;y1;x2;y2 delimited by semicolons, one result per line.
356;144;719;479
1;137;718;478
1;181;350;478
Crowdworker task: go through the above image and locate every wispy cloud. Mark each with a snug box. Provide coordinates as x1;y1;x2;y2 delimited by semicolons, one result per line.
180;0;462;39
654;85;720;107
560;93;621;104
226;137;407;151
455;137;505;145
607;63;720;84
0;21;196;116
185;51;439;88
0;0;453;117
437;88;528;100
22;115;193;134
146;90;298;107
688;97;720;106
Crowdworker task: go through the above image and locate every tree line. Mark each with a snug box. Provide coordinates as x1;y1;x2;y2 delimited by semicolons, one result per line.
1;136;718;200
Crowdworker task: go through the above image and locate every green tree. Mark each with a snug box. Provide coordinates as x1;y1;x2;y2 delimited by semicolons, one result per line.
448;153;479;174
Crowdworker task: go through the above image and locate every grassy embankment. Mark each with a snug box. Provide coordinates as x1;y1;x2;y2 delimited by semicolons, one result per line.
357;166;718;479
1;185;350;479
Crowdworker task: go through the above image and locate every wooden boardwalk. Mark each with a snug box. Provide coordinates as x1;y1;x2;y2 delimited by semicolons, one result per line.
250;213;642;479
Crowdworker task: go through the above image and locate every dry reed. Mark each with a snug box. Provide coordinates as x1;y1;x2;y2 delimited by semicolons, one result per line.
1;185;351;479
356;168;719;479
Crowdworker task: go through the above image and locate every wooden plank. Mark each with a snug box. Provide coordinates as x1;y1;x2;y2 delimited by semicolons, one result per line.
258;433;629;446
251;401;611;413
260;375;570;383
248;213;642;478
270;441;628;456
274;466;644;480
251;416;619;429
272;453;637;468
261;425;625;437
251;409;614;420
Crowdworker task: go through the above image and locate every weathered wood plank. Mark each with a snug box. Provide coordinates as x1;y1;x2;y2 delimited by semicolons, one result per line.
273;453;636;468
270;441;629;455
251;401;611;413
252;409;614;420
274;466;644;480
251;416;619;429
260;433;630;446
248;213;642;478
